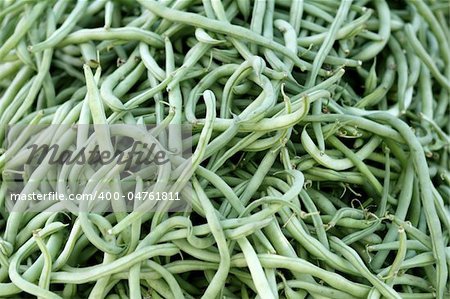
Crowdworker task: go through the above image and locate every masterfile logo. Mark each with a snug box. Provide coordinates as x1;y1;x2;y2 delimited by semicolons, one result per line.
2;124;193;213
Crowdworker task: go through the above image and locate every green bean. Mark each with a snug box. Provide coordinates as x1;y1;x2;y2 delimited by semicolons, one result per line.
327;207;366;229
33;231;52;298
342;218;383;245
99;50;139;111
59;27;164;48
85;0;107;15
146;260;184;299
368;239;429;253
9;222;66;299
103;1;113;29
374;114;448;295
352;0;390;61
196;89;324;132
4;129;76;244
307;189;338;215
302;2;335;23
236;237;275;299
18;39;37;69
302;128;381;171
379;252;438;278
306;0;352;87
385;226;407;285
237;149;278;209
139;42;165;81
231;253;369;297
30;0;89;53
51;244;179;283
388;36;408;113
305;168;366;185
139;0;312;72
0;0;34;20
329;135;390;201
330;237;401;299
355;56;396;108
299;45;362;67
196;166;276;253
0;2;47;61
0;111;42;170
167;39;211;93
155;0;197;34
236;0;250;20
431;186;450;233
280;280;356;299
0;1;449;297
281;149;329;249
248;0;265;54
0;66;31;140
407;0;450;65
100;127;172;233
297;8;372;47
302;113;405;142
405;24;450;92
303;1;351;153
191;176;230;298
289;0;303;35
0;60;22;81
52;220;82;270
265;183;360;275
262;1;296;80
220;59;255;118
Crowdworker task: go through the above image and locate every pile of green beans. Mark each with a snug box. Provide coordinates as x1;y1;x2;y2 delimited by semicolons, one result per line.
0;0;449;298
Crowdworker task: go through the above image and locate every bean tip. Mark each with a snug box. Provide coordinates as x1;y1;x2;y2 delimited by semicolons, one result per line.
88;59;100;68
82;64;89;70
32;228;42;237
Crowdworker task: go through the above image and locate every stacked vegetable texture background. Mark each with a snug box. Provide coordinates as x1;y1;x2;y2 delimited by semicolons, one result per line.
0;0;449;298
